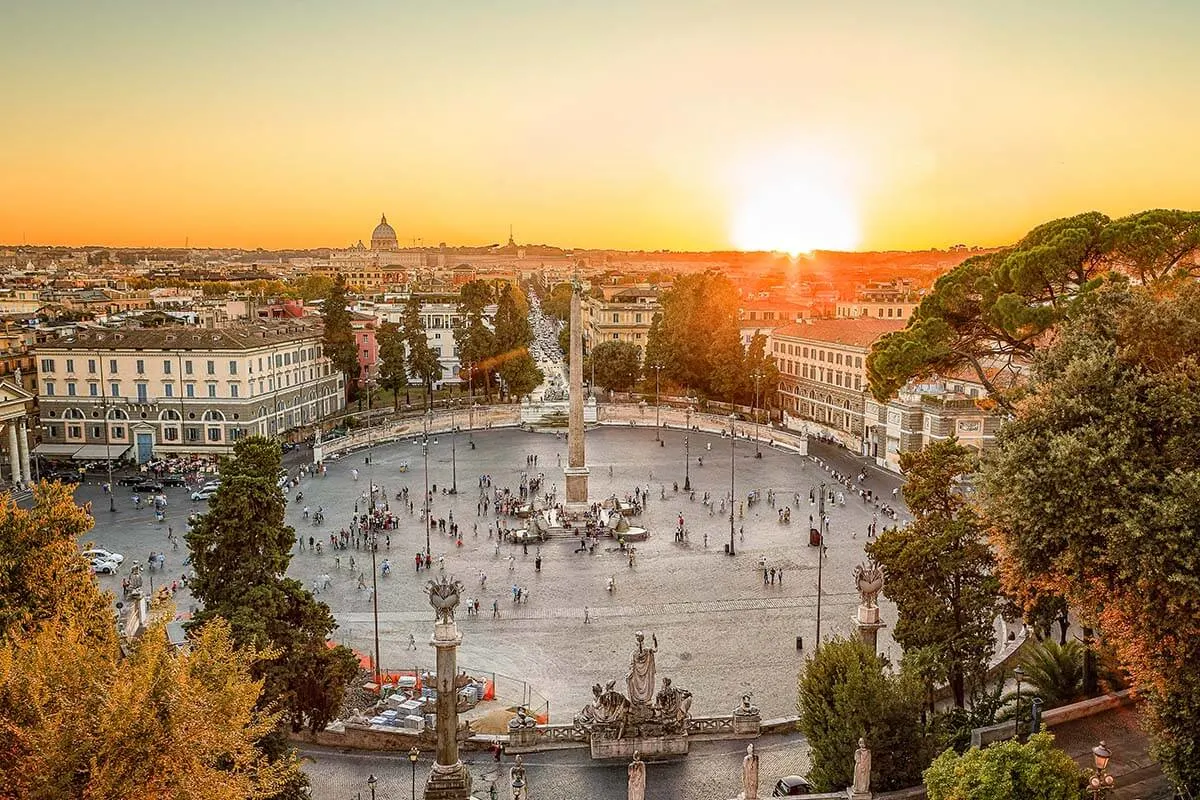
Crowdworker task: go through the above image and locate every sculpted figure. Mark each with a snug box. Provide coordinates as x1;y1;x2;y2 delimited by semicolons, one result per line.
853;737;871;793
626;631;657;705
742;743;760;799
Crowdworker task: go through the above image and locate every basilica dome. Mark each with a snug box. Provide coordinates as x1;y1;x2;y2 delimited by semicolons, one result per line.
370;214;398;251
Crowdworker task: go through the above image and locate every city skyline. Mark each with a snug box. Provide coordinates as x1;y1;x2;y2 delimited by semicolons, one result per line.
3;1;1199;252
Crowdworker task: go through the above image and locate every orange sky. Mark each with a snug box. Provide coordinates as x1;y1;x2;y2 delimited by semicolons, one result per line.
2;1;1198;252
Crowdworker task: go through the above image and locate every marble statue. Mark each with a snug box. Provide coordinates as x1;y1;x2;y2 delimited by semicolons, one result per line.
742;743;760;800
508;706;537;730
853;738;871;793
627;751;646;800
853;562;884;608
736;693;759;716
426;574;464;624
626;631;658;705
654;677;692;732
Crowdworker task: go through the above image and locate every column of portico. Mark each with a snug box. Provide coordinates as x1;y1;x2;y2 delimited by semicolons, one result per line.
18;418;31;485
6;420;22;485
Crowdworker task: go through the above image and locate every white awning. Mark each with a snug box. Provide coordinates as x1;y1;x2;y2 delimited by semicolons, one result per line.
68;444;132;460
32;443;84;456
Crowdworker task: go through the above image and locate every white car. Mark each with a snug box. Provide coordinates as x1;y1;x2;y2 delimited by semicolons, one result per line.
91;557;121;575
82;548;124;565
191;485;219;501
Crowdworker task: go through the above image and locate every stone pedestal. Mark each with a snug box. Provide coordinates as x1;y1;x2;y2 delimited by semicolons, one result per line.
732;712;761;737
847;791;872;800
564;466;591;512
424;621;472;800
854;605;886;655
591;733;688;760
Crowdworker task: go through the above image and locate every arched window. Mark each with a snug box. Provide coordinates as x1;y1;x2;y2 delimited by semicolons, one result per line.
159;409;181;421
107;408;129;420
202;410;225;422
64;408;85;420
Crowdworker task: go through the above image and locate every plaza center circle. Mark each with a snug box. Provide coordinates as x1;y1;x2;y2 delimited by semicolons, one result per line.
81;426;903;723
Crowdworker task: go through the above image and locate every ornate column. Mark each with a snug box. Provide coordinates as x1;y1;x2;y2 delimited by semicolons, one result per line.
564;273;590;510
423;576;472;800
852;562;886;655
17;418;31;486
6;421;21;486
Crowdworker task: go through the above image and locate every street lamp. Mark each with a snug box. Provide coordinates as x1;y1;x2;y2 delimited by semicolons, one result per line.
449;400;457;495
423;410;432;556
683;405;692;492
1014;666;1025;740
1088;741;1115;799
408;746;419;800
751;370;764;458
652;363;662;441
367;774;377;800
470;401;477;445
728;413;736;556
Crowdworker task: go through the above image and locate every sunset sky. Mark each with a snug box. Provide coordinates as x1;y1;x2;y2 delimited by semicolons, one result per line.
2;0;1199;252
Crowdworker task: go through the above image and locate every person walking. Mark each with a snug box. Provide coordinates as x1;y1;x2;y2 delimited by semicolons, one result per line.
492;599;500;618
583;606;590;624
408;633;417;650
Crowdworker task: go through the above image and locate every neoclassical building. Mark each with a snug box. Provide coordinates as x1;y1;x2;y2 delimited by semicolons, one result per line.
33;322;344;462
0;379;34;488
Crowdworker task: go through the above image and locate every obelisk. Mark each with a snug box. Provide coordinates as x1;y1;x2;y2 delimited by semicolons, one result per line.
564;272;590;511
423;576;472;800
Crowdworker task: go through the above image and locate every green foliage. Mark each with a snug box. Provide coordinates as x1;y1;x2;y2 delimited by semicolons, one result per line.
493;283;533;354
980;278;1200;790
498;350;544;401
867;439;999;709
745;332;781;410
647;271;747;401
401;296;442;406
185;437;359;735
797;637;933;792
541;282;573;322
291;274;333;302
376;320;407;411
923;733;1084;800
458;283;497;399
1008;640;1085;712
585;340;641;392
457;279;493;315
320;273;359;399
867;209;1200;408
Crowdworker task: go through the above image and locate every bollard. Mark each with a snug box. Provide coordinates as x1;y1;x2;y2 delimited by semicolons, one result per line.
796;636;803;650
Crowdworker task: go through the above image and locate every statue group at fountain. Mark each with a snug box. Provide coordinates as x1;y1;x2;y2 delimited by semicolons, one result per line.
575;632;693;749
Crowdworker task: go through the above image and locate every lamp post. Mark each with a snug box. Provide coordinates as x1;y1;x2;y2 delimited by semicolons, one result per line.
408;746;419;800
751;370;764;457
1087;741;1115;799
683;405;692;492
97;354;116;512
728;413;736;556
367;774;377;800
1014;666;1025;740
470;401;476;444
652;363;662;441
815;480;826;652
423;410;432;556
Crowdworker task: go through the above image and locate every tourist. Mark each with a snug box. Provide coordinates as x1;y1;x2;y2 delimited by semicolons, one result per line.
583;606;590;624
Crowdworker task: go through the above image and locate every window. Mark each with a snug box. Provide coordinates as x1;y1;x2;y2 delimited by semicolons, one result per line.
109;359;117;374
67;382;76;396
803;347;809;358
207;427;222;442
68;425;82;439
43;381;54;396
207;384;217;398
877;308;884;318
231;384;239;398
47;425;60;438
185;383;195;398
611;333;619;340
855;357;862;369
40;358;55;373
110;382;119;397
136;359;145;374
88;359;96;374
836;354;843;366
65;358;74;373
136;383;148;402
111;426;125;440
284;353;291;366
89;383;98;397
165;384;174;398
229;360;237;375
363;349;370;359
184;360;193;375
612;313;620;323
163;360;172;374
91;425;103;439
186;427;200;442
204;360;214;375
635;313;643;323
162;427;179;441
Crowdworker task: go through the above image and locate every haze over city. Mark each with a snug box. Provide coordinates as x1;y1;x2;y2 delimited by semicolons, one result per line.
4;0;1200;252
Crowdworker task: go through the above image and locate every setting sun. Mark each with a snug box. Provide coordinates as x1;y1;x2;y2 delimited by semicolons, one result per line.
729;150;862;254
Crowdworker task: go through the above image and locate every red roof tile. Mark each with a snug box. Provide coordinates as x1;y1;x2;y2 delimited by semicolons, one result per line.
772;318;906;348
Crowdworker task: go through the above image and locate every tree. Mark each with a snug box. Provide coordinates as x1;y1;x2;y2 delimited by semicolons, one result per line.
923;733;1083;800
321;273;360;402
744;332;780;412
979;278;1200;790
866;439;999;709
291;274;333;302
541;282;573;322
646;271;744;399
0;486;300;799
797;637;933;792
376;320;407;411
585;340;641;393
185;437;359;736
457;282;496;400
867;209;1200;410
401;296;442;407
493;283;533;355
498;350;544;401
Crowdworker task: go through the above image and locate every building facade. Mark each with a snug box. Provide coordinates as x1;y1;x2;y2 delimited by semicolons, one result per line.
770;319;905;449
366;299;497;386
581;288;660;357
33;322;344;461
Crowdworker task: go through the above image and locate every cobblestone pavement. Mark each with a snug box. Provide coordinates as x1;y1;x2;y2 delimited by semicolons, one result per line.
76;426;909;723
299;733;811;800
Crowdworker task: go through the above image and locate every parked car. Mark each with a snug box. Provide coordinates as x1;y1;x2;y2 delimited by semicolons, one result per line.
82;548;125;565
772;776;814;796
191;485;219;501
117;475;142;486
161;474;188;487
49;471;83;484
91;557;121;575
132;480;164;493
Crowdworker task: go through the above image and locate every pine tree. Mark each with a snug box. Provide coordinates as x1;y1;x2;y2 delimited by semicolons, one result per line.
320;273;360;403
376;320;407;411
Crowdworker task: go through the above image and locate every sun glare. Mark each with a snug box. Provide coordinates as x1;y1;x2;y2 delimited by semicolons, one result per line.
729;150;862;254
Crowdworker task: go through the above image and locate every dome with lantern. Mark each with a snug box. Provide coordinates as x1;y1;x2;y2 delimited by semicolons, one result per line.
370;213;398;251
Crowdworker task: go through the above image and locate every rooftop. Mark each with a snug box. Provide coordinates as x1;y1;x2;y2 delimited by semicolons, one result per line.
42;321;323;351
773;318;906;348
